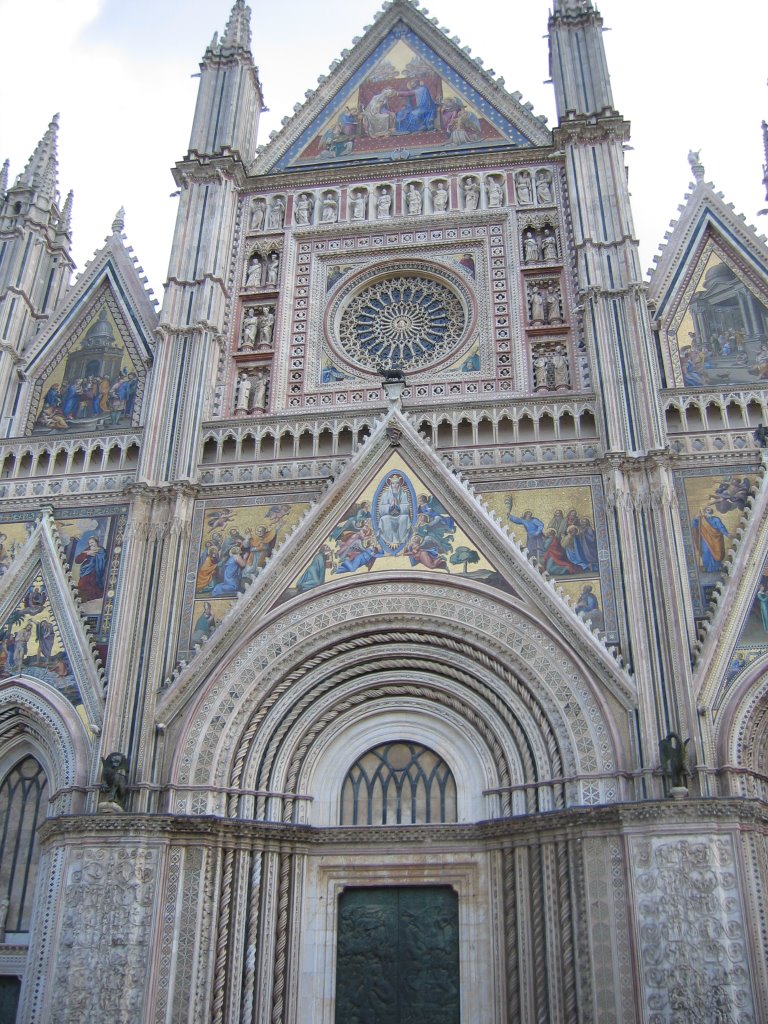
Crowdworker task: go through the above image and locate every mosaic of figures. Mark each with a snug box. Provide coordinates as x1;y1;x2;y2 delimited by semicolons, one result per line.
246;165;557;230
727;554;768;684
0;508;126;672
0;572;85;713
271;27;533;172
183;499;311;649
675;468;757;616
31;306;143;435
480;480;616;638
285;456;507;602
671;252;768;388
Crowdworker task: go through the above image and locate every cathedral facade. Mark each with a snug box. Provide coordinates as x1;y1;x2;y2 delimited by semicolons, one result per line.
1;1;768;1021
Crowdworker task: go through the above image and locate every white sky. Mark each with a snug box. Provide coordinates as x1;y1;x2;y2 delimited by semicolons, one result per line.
0;0;766;302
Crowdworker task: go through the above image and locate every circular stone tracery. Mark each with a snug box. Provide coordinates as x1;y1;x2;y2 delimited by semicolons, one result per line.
337;274;467;371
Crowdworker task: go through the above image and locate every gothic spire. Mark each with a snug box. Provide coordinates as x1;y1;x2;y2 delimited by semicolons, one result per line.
761;120;768;207
19;113;60;203
112;206;126;234
221;0;251;51
0;159;8;197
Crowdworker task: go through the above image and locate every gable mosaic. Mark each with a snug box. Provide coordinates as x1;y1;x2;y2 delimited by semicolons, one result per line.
674;468;757;617
30;304;142;435
272;25;533;171
0;572;85;715
285;454;507;601
671;251;768;388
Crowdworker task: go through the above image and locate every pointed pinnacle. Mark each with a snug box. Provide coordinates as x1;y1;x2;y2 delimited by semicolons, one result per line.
0;159;8;196
20;113;60;202
552;0;594;12
112;207;126;234
221;0;251;50
59;190;74;236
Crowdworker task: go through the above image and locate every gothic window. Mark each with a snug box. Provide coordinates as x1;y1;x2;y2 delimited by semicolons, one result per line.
340;741;457;825
0;756;49;935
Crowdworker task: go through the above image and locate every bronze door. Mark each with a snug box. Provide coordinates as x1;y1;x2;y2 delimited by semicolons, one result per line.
335;886;460;1024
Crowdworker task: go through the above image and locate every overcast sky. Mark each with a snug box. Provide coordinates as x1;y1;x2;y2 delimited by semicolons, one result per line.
1;0;765;301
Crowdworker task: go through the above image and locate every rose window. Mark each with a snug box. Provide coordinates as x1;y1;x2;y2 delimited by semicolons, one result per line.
336;275;467;371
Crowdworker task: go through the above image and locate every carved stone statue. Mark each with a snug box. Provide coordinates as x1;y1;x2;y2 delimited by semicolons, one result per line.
321;194;338;222
463;177;480;211
267;196;285;229
252;370;268;412
241;305;260;350
406;184;422;215
101;752;129;808
523;230;541;262
235;372;252;414
249;198;266;231
753;423;768;448
376;189;392;219
350;190;367;220
542;228;558;261
545;283;562;324
295;193;313;225
257;307;275;350
432;182;449;212
533;353;549;390
551;348;570;389
265;252;279;286
530;286;545;323
245;253;261;288
241;307;258;350
515;171;533;205
486;177;504;208
535;170;553;205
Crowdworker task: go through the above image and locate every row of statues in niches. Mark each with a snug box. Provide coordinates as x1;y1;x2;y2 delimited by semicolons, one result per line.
245;167;557;231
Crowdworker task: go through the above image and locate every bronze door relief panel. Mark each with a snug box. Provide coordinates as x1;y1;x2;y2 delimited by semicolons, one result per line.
335;886;460;1024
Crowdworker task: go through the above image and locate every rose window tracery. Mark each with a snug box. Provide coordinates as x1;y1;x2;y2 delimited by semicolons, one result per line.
336;274;467;371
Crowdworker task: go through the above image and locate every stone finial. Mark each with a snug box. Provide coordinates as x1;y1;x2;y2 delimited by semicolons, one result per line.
0;158;8;197
688;149;705;182
112;207;125;234
552;0;594;13
762;120;768;204
58;189;74;237
221;0;251;50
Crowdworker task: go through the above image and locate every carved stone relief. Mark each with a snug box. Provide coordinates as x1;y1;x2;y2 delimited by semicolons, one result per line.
631;835;755;1023
49;846;158;1024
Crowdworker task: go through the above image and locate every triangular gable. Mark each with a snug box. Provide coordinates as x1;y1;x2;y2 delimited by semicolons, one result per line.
284;450;512;597
0;513;105;731
159;408;634;724
656;229;768;390
17;228;157;438
255;4;550;175
648;174;768;390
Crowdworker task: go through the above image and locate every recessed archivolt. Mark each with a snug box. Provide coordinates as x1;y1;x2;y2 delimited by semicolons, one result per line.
718;655;768;792
0;682;91;814
169;582;626;816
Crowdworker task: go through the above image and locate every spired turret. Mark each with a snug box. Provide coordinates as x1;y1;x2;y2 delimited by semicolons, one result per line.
548;0;615;120
0;115;75;426
186;0;264;162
